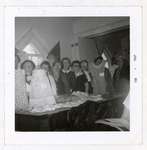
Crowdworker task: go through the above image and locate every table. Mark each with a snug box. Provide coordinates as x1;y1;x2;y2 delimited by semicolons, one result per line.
15;94;125;131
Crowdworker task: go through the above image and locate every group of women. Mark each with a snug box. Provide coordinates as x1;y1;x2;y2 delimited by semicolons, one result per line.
15;53;130;98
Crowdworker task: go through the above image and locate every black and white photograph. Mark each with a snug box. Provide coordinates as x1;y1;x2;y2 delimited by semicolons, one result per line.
15;17;130;132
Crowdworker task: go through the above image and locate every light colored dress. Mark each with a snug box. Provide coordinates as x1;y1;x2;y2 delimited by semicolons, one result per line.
29;69;56;108
15;69;28;111
89;60;106;95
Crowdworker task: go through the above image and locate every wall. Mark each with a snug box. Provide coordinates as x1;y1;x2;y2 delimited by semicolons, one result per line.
15;17;130;61
78;37;98;62
72;17;130;61
15;17;73;59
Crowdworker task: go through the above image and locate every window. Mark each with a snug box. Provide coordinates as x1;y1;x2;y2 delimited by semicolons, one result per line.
23;43;43;66
28;56;43;66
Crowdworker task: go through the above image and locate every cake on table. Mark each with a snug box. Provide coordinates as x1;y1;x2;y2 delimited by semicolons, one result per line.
29;69;56;109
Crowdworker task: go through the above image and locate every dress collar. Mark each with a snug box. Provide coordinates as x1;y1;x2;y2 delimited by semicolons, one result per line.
62;68;71;73
75;71;83;77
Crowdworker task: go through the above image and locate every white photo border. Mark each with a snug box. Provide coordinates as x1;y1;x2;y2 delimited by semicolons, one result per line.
0;6;4;145
4;6;142;145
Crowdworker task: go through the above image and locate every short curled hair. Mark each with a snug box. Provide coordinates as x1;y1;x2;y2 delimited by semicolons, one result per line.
94;56;103;64
20;60;35;70
40;61;51;69
53;61;61;67
80;59;88;65
71;60;81;67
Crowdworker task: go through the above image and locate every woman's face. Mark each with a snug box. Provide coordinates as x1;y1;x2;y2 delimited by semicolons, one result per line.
63;59;70;70
54;62;61;70
72;63;80;73
81;62;88;71
41;64;49;73
23;62;34;75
